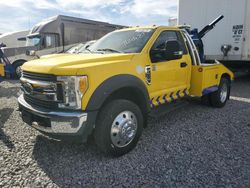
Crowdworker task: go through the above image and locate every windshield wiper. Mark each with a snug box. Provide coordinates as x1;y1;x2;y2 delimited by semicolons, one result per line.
97;48;123;53
77;48;92;54
85;48;92;53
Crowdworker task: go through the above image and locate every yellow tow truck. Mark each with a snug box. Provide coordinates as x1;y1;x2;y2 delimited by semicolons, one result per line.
0;49;5;82
0;63;4;82
18;26;233;156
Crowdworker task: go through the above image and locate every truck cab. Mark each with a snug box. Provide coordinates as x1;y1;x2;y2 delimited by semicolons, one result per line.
18;26;233;156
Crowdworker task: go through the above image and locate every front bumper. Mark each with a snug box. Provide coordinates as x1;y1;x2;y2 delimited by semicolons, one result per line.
18;94;96;141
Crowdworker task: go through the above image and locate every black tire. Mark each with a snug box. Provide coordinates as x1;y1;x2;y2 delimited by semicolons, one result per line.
14;61;25;78
209;77;230;108
201;94;210;106
94;99;143;156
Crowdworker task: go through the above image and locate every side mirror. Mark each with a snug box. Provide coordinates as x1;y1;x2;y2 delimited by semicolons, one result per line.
26;50;36;57
85;45;90;49
164;40;183;60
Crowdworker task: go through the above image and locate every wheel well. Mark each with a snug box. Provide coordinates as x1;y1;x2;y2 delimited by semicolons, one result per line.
13;59;26;67
99;87;149;126
221;73;231;82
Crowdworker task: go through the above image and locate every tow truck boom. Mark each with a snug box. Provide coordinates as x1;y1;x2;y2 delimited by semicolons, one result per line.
198;15;224;38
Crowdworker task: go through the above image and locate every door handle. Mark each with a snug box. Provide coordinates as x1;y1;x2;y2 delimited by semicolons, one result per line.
180;62;188;68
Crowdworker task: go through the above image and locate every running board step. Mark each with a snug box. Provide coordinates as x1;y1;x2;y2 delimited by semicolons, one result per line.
149;99;189;118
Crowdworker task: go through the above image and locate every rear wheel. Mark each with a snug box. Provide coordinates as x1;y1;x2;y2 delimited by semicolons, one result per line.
94;99;143;156
209;78;230;108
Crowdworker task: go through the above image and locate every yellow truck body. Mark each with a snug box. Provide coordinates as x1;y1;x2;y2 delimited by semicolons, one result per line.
0;64;4;79
18;26;234;155
190;63;233;96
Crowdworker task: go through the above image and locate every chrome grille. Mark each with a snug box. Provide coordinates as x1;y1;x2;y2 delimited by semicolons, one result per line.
20;74;63;109
22;71;56;81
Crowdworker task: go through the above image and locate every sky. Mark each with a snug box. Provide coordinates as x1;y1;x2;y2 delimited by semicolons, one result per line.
0;0;178;34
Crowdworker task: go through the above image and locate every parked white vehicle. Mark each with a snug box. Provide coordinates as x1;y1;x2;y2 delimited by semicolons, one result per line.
178;0;250;71
0;30;29;47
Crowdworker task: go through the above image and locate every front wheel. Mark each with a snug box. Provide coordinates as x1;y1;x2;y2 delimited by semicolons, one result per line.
94;99;143;156
209;78;230;108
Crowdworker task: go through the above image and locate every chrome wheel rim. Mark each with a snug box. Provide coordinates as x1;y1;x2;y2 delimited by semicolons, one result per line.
110;111;138;148
220;83;228;103
16;66;22;78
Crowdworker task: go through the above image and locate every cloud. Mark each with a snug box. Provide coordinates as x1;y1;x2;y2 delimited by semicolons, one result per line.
0;0;178;33
56;0;124;9
122;0;177;17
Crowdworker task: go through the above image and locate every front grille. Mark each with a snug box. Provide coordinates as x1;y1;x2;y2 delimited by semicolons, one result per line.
24;94;58;109
21;71;65;110
22;71;56;81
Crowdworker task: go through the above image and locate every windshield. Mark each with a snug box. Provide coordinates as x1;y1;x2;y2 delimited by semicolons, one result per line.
26;36;41;46
78;41;95;52
67;43;85;54
68;40;96;54
87;29;155;54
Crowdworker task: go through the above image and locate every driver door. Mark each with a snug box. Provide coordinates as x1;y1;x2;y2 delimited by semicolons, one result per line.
148;30;191;106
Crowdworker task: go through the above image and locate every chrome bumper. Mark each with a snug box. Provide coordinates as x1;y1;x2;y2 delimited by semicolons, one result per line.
18;94;88;134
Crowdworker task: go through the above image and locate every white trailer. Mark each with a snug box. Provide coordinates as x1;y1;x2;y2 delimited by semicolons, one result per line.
178;0;250;71
0;30;29;47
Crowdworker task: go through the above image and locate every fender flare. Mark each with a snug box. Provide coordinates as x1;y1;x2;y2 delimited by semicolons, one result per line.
86;74;150;112
12;59;27;72
13;59;27;66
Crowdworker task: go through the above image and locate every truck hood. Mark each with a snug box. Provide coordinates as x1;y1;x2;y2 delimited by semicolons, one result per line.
1;46;37;57
22;53;135;75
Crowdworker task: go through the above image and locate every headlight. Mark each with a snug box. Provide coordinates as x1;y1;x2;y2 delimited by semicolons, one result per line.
57;76;88;110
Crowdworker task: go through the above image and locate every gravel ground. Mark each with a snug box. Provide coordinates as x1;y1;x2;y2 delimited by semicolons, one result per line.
0;74;250;187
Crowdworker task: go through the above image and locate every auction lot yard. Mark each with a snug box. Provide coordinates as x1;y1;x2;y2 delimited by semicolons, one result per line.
0;73;250;187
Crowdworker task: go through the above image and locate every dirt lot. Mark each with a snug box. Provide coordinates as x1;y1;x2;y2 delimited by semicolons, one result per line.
0;74;250;187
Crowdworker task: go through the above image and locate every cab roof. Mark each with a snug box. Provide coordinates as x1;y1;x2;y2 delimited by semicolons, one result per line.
117;25;181;32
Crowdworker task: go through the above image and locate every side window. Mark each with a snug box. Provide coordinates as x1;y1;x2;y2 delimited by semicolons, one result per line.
176;31;188;55
150;31;187;63
45;34;59;48
152;31;178;50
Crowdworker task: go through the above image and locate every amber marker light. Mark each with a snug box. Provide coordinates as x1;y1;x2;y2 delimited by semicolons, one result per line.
198;68;203;72
79;76;88;95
